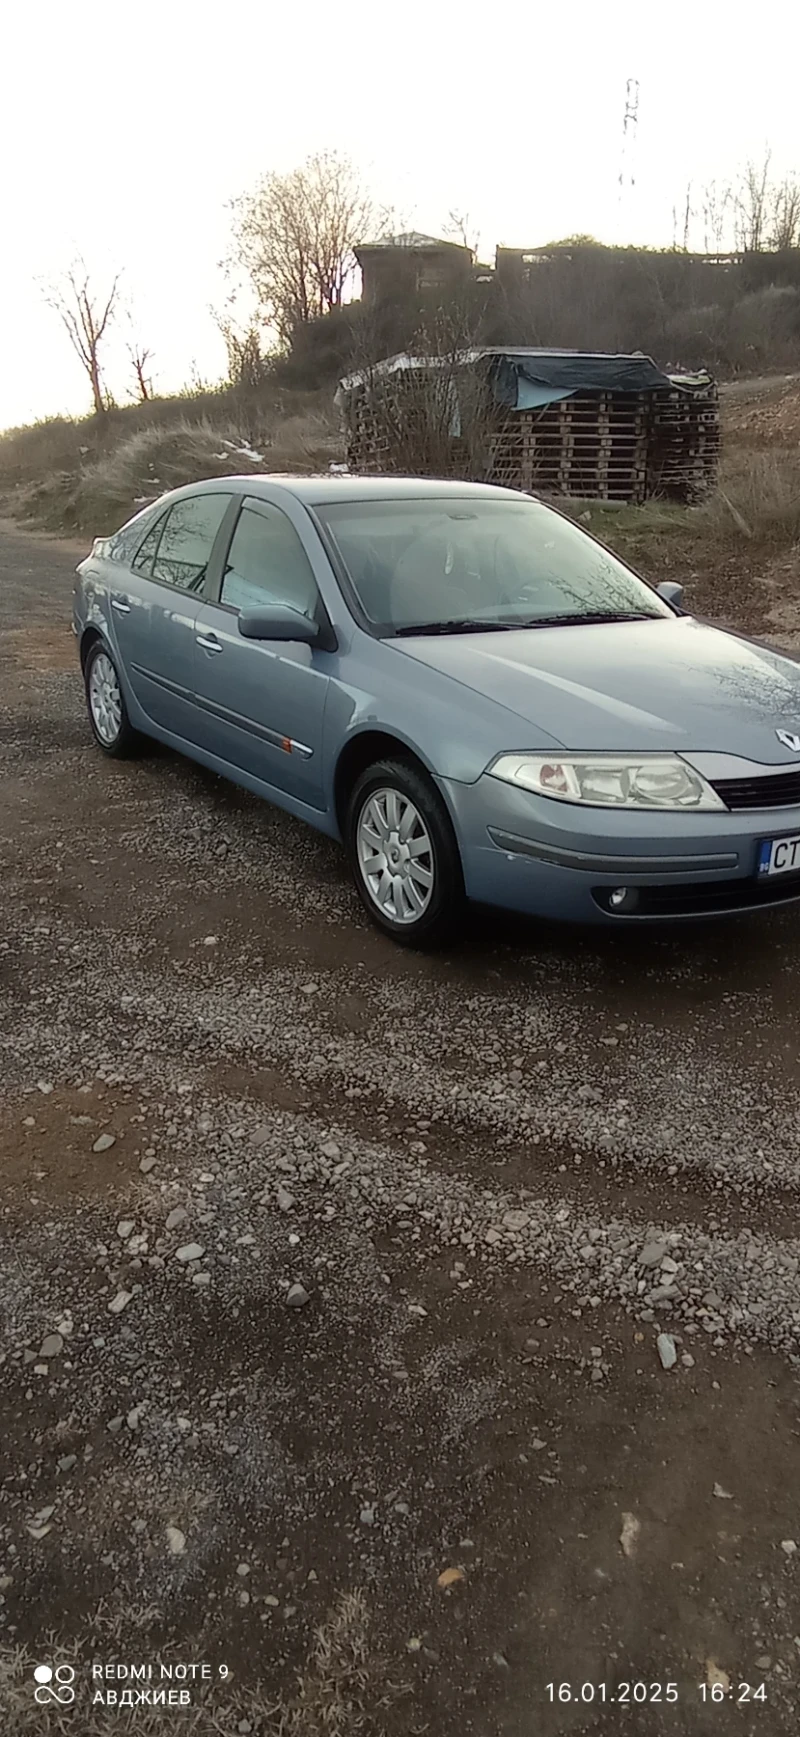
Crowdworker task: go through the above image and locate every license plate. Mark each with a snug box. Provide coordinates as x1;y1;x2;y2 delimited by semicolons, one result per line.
758;834;800;877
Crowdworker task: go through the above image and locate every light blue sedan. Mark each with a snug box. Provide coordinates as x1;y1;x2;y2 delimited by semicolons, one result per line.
74;475;800;945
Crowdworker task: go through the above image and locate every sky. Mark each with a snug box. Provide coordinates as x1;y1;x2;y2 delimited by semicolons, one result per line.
2;0;799;429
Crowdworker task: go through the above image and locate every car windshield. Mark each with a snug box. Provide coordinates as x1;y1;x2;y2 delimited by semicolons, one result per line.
315;497;672;634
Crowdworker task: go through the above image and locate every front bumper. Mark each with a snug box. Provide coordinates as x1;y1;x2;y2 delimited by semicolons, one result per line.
439;772;800;923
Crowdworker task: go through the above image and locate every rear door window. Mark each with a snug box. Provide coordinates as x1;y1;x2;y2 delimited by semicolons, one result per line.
152;494;232;593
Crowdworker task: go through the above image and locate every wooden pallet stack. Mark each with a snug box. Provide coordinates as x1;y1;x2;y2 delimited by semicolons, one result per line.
344;369;482;479
346;384;393;472
487;391;650;503
345;371;438;474
342;360;720;506
647;379;720;501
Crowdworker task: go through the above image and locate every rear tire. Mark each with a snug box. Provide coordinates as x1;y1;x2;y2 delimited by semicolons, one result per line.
84;640;141;758
346;757;465;948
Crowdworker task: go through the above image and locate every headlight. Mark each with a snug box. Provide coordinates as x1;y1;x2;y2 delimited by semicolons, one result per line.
488;753;726;811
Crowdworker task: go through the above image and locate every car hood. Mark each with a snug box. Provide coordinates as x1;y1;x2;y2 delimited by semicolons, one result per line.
394;616;800;761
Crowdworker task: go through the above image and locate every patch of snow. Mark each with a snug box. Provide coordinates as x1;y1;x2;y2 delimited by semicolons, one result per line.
218;437;263;464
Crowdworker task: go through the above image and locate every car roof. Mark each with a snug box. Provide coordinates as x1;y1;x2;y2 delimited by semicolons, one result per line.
159;474;523;508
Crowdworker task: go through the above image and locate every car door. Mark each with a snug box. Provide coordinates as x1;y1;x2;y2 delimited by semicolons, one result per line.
107;491;235;736
191;495;331;810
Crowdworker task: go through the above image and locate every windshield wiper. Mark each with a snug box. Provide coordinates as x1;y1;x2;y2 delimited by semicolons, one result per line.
391;618;520;637
519;610;663;629
392;610;663;637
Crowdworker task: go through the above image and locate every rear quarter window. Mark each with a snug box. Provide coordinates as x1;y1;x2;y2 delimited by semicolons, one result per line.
132;511;170;575
106;506;164;566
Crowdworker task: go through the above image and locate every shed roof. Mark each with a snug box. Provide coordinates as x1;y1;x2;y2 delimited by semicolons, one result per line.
355;231;470;255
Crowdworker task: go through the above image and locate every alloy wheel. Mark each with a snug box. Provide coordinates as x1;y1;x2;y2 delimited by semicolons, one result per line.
88;652;123;746
356;786;435;925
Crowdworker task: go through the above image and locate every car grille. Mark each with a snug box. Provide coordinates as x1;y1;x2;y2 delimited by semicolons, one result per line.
712;770;800;810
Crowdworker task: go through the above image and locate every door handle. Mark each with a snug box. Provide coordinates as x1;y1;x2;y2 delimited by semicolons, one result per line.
196;634;223;653
111;597;131;615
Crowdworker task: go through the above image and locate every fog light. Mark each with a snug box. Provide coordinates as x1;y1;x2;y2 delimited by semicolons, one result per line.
592;886;641;916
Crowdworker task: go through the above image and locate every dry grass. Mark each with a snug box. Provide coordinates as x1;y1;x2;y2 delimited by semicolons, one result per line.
0;385;342;536
266;411;343;474
266;1591;404;1737
556;443;800;580
0;1594;403;1737
1;407;342;536
0;390;240;489
697;447;800;547
557;495;690;562
75;418;261;522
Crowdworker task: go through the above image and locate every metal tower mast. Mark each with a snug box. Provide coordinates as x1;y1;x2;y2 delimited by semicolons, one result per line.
618;78;640;237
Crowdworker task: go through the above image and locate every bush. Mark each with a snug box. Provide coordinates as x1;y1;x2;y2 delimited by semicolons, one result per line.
726;286;800;370
660;303;728;368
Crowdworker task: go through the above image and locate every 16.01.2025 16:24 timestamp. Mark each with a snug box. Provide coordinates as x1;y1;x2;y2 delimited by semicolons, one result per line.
546;1681;768;1705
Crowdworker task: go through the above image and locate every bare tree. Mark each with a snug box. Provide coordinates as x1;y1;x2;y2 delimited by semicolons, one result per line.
682;182;693;252
229;151;374;346
672;183;695;251
127;340;154;402
734;153;773;251
342;294;499;481
701;180;733;253
770;175;800;249
701;155;800;253
212;305;268;391
444;209;478;258
45;261;121;414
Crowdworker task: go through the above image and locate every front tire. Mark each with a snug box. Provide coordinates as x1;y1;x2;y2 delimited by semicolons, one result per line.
346;758;465;948
84;641;140;758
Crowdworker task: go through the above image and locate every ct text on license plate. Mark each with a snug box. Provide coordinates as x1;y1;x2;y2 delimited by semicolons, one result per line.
758;834;800;876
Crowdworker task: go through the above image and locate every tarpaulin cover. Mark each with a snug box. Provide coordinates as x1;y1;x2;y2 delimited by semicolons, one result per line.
336;349;713;414
514;380;576;410
335;351;484;409
487;348;676;408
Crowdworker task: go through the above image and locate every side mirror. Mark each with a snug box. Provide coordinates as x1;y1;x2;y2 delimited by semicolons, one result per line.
238;605;319;644
656;581;684;608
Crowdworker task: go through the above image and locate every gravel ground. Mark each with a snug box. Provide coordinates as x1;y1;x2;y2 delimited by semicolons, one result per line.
2;519;800;1736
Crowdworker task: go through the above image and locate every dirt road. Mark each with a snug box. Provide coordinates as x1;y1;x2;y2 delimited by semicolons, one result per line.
2;521;800;1735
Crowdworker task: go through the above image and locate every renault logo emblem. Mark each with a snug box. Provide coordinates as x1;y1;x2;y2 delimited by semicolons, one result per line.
776;729;800;752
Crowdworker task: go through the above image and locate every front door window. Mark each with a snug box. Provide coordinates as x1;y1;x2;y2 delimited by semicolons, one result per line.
220;499;318;618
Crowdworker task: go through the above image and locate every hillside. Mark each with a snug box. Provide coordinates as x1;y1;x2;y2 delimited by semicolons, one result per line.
0;382;342;536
